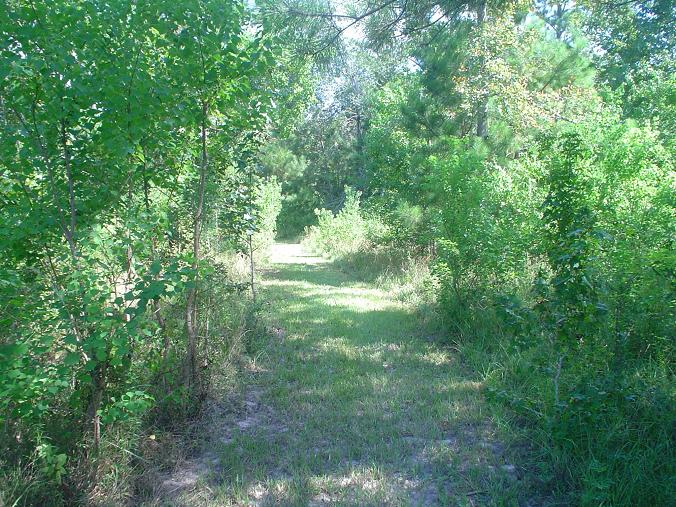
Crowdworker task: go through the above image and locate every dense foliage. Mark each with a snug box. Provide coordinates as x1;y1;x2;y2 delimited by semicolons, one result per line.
0;0;283;503
1;0;673;504
274;0;674;504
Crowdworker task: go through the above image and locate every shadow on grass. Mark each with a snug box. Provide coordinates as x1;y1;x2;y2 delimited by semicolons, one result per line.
264;262;354;288
190;252;514;506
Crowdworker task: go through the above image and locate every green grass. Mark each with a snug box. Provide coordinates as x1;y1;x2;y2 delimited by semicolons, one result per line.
158;243;536;506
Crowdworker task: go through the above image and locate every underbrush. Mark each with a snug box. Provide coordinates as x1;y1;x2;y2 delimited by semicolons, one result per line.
302;186;436;315
300;130;676;504
456;311;675;506
0;249;264;507
302;186;384;260
0;178;281;506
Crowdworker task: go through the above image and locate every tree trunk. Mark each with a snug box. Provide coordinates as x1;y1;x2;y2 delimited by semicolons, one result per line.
63;118;105;452
248;164;257;303
476;0;488;139
86;362;106;451
249;233;256;303
185;100;208;388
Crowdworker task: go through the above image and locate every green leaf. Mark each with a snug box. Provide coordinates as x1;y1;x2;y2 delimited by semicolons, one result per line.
64;352;80;367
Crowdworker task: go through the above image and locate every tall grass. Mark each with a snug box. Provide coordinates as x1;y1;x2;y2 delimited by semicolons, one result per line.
301;178;675;505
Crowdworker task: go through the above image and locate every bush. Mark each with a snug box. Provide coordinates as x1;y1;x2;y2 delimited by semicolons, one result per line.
457;123;675;505
303;186;386;259
253;177;283;260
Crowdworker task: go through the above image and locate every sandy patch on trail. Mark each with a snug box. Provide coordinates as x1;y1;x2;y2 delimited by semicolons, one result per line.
153;386;288;501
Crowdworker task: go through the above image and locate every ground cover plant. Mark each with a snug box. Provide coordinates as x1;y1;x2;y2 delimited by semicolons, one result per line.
1;0;673;505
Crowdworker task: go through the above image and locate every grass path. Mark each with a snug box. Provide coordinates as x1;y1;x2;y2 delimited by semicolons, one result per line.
165;243;523;506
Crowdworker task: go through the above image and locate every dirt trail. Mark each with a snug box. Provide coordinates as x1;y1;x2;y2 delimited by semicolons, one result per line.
151;243;521;506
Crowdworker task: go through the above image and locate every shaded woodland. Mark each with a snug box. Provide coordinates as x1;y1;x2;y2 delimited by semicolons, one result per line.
0;1;673;505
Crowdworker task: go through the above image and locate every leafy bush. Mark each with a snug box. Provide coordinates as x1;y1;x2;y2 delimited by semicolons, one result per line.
427;138;542;320
258;142;317;239
253;176;284;260
303;186;386;259
469;124;675;505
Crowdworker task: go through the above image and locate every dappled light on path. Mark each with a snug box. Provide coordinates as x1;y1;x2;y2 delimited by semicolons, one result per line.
268;242;329;266
165;243;519;506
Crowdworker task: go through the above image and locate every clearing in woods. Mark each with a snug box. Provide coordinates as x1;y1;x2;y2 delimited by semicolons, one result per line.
158;243;525;506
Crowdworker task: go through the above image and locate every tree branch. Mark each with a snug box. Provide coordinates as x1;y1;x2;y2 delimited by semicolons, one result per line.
311;0;399;56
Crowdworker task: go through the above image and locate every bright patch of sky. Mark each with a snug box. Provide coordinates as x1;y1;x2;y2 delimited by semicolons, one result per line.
332;0;365;41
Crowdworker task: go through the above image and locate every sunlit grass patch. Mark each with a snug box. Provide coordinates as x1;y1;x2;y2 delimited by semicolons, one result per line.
161;243;530;505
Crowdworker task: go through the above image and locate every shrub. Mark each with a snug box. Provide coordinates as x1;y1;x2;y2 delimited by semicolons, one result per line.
303;186;386;259
473;124;675;505
253;177;283;260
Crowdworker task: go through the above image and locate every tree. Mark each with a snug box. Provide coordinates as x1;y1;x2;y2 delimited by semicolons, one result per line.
0;0;271;491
